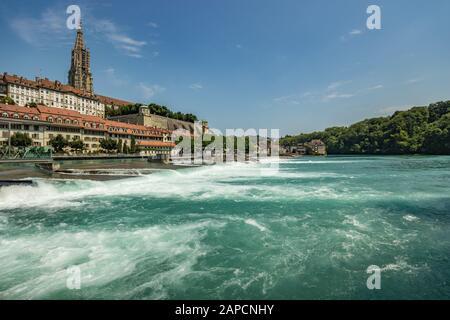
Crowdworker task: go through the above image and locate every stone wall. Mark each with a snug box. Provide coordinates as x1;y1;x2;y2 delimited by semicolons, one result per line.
109;106;195;133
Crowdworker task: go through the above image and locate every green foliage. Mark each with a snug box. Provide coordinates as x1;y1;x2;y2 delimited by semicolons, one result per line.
130;136;137;153
0;96;16;105
69;138;84;152
122;141;129;154
10;132;32;147
49;134;68;152
281;101;450;155
117;139;123;153
105;103;198;123
99;138;118;152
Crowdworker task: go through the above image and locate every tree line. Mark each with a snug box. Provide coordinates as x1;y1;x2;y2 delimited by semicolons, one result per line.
281;101;450;155
105;103;198;123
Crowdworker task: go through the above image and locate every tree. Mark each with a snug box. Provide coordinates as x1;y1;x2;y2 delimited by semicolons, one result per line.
104;102;199;123
49;134;68;152
99;138;118;152
130;136;137;153
10;132;32;147
26;102;38;108
117;138;123;153
123;141;129;154
280;100;450;155
0;96;16;105
69;138;84;153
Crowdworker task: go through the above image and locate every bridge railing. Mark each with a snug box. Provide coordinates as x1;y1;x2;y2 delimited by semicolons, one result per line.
0;146;53;160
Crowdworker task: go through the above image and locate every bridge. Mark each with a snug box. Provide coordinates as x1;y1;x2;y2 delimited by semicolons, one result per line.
0;146;53;164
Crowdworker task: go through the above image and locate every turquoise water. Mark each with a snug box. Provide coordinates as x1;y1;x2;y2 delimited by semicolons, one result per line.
0;156;449;299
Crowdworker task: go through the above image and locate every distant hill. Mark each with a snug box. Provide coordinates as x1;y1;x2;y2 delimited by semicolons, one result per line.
281;101;450;155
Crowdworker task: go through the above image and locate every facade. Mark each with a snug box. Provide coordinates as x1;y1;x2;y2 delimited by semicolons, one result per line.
0;21;134;118
0;103;174;156
306;139;327;155
0;73;105;117
109;105;197;133
68;24;94;94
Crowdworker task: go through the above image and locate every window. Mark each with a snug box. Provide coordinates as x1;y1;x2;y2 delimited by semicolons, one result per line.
13;113;19;119
23;115;30;120
47;117;53;122
33;116;39;121
65;119;71;124
2;112;8;118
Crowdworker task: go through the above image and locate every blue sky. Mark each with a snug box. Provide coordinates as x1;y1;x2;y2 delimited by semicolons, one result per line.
1;0;449;135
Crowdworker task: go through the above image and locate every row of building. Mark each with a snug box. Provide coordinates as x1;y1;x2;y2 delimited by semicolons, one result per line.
0;103;174;155
0;72;131;118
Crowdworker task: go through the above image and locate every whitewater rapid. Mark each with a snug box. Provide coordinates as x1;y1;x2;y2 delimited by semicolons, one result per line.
0;156;449;299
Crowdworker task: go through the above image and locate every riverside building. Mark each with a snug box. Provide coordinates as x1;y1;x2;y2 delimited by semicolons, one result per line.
0;103;174;156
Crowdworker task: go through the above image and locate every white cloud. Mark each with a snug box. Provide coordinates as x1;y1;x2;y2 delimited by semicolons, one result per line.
327;80;352;91
9;7;71;47
323;92;354;101
367;84;383;90
104;68;127;86
349;29;362;35
139;83;165;100
236;44;243;49
405;78;423;84
340;29;364;41
189;83;203;90
94;19;147;58
147;21;159;28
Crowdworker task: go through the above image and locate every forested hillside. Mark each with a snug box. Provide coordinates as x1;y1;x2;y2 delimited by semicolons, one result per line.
281;101;450;155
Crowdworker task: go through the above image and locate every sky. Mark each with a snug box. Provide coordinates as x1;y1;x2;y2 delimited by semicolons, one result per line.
0;0;450;135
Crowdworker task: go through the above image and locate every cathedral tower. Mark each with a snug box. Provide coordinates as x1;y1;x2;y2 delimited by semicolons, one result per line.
68;22;93;94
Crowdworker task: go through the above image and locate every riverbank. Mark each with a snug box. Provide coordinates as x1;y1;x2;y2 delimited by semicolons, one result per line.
0;158;187;181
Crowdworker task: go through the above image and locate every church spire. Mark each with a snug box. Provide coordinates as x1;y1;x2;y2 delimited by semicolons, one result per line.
68;20;93;94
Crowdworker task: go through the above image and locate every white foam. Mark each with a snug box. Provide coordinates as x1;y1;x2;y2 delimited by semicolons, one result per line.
403;215;419;222
0;221;219;299
244;219;268;232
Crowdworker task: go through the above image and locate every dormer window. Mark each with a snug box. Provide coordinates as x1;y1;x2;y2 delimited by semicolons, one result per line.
47;117;53;122
2;112;8;118
13;113;19;119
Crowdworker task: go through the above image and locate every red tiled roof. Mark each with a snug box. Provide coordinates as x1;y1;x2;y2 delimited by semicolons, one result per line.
96;95;133;107
1;72;134;105
0;103;170;138
137;141;175;148
0;104;40;115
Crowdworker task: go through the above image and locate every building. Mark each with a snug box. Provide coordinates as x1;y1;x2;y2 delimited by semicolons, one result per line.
0;103;174;156
0;22;202;136
109;105;197;133
0;73;105;117
0;21;133;118
296;143;307;155
306;139;327;155
68;23;93;94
